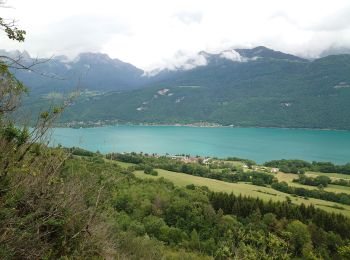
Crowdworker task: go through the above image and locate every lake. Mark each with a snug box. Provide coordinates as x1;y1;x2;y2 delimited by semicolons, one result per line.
50;125;350;164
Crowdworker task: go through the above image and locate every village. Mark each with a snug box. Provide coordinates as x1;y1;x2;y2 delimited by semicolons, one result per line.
139;152;279;173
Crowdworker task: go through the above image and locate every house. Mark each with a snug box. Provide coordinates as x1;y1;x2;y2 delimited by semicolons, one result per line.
202;158;211;165
182;157;198;163
270;168;279;173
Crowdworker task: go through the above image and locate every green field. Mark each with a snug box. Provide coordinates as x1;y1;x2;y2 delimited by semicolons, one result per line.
306;171;350;180
276;172;350;194
135;169;350;216
115;161;135;168
220;160;245;167
107;159;135;168
109;159;350;216
327;184;350;194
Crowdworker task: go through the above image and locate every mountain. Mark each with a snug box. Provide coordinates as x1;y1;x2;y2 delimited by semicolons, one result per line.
235;46;307;61
13;47;350;130
320;46;350;57
1;50;146;94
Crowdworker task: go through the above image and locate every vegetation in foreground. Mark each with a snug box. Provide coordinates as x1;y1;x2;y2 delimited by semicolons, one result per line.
3;149;350;259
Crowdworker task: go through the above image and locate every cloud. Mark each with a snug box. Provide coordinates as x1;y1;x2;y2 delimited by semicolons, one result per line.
306;6;350;32
1;0;350;69
27;15;130;57
220;50;244;62
165;50;207;70
268;4;350;32
173;11;202;25
145;50;208;74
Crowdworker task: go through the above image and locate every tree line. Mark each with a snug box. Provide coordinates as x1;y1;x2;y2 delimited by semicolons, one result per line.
264;159;350;174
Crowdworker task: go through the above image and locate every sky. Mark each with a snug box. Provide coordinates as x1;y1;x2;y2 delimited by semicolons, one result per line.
1;0;350;70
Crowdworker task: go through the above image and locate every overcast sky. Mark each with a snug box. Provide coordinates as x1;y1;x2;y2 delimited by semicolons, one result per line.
1;0;350;70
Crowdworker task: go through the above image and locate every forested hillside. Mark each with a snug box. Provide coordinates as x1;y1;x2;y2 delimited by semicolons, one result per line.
19;47;350;129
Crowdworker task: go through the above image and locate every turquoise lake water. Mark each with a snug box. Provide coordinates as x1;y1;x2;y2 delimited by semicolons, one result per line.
50;125;350;164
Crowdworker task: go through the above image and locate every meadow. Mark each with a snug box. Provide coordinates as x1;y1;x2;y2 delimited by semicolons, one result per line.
306;171;350;180
134;168;350;217
276;172;350;194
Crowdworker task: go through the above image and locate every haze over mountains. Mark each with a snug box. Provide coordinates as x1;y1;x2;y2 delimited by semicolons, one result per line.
0;50;145;93
5;46;350;130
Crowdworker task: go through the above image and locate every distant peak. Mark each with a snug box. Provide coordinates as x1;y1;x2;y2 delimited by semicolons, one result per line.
320;46;350;57
234;46;306;62
54;55;69;62
77;52;111;60
0;49;31;60
252;46;271;50
73;52;113;65
198;51;211;58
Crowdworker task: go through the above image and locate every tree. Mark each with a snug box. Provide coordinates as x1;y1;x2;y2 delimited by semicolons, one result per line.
286;220;312;257
0;6;95;259
189;229;201;251
315;175;331;187
143;215;167;238
0;4;67;177
0;1;26;42
263;213;278;232
338;244;350;259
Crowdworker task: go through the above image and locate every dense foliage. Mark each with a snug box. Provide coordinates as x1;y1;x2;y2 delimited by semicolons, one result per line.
210;192;350;239
294;174;332;187
210;192;350;258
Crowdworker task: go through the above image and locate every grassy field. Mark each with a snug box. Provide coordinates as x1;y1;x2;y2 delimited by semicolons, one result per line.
326;184;350;193
306;171;350;180
135;169;284;201
135;169;350;217
107;159;350;216
276;172;350;194
115;161;135;168
107;160;135;168
220;160;245;167
276;172;298;182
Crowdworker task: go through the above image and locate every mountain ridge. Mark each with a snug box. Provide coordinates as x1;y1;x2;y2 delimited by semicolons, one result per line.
3;47;350;130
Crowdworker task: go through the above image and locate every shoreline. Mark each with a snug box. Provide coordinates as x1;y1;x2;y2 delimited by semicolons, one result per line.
52;121;350;132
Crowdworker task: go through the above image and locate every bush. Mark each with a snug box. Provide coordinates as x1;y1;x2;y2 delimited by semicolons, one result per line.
186;184;196;190
150;169;158;176
70;147;95;157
